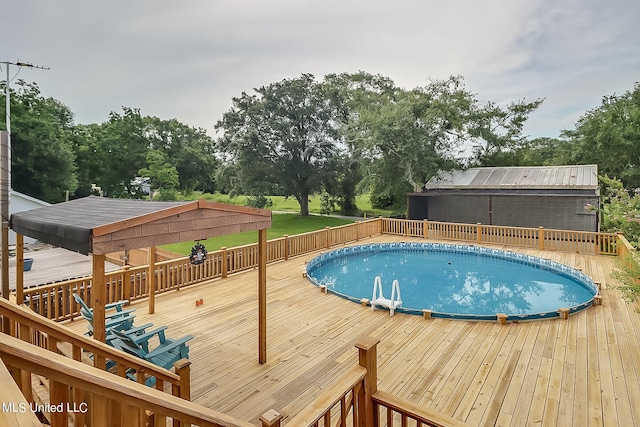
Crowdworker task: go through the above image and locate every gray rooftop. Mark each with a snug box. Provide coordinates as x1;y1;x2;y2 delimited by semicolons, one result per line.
10;196;272;255
425;165;598;190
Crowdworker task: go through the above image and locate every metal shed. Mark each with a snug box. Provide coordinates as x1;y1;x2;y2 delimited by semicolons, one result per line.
407;165;600;231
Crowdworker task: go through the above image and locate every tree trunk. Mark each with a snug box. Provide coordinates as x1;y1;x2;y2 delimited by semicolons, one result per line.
298;192;309;216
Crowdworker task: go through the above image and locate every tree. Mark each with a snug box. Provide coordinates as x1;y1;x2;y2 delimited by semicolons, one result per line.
143;117;218;194
138;150;179;200
215;74;342;216
92;107;150;198
478;137;574;167
0;80;78;202
563;83;640;189
469;97;544;164
342;75;542;212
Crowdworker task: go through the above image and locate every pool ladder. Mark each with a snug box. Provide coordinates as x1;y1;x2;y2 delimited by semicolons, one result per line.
371;276;402;316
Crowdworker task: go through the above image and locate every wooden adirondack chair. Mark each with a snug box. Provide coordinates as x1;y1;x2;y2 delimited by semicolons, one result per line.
110;327;194;386
90;323;155;371
73;293;136;336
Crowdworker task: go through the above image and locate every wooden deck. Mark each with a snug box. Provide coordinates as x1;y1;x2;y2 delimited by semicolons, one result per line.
63;235;640;426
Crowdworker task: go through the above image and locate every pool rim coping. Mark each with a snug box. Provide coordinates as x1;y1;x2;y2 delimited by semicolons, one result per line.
304;242;600;322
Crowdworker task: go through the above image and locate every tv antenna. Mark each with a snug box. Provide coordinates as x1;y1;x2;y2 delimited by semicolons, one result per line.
1;60;50;303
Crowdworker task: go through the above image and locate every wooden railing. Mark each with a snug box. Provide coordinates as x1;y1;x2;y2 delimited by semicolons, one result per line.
381;219;619;255
0;332;255;427
284;336;467;427
0;358;42;426
17;220;382;321
16;218;625;322
0;298;191;425
372;391;467;427
285;364;367;426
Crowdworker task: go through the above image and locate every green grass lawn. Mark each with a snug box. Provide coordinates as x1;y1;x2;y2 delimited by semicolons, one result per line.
178;192;391;217
161;213;356;255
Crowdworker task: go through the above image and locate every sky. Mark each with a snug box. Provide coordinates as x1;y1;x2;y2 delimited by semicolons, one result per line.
4;0;639;139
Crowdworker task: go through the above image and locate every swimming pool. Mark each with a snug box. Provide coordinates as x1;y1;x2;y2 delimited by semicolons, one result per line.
305;243;599;321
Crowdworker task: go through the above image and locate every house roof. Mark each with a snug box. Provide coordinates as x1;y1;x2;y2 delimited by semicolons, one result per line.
424;165;598;191
10;196;272;255
9;190;51;207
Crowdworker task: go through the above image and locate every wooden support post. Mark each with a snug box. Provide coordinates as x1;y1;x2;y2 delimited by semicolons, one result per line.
92;254;106;345
91;394;109;427
260;409;283;427
422;309;432;319
325;226;331;249
122;264;131;302
423;219;429;239
477;223;482;244
47;336;70;427
174;358;192;401
594;295;603;305
1;225;9;333
14;323;33;401
120;403;139;427
258;229;267;364
283;235;289;260
355;336;380;427
148;246;156;314
539;226;545;250
16;234;24;305
361;298;369;307
497;313;508;325
221;247;228;278
558;308;570;319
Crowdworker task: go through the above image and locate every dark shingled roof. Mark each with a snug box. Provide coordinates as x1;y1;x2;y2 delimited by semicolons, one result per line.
10;196;272;255
10;196;190;254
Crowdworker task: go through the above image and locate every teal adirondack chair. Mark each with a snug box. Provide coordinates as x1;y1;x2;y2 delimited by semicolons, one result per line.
72;293;136;336
91;323;155;371
110;327;194;386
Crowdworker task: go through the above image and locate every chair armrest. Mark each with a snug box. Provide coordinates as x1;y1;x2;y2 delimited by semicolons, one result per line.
106;323;153;342
131;326;169;345
106;299;129;311
105;308;136;320
146;335;194;359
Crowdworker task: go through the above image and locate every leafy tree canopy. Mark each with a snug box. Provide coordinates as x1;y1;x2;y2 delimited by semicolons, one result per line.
563;83;640;190
0;80;78;202
215;74;343;216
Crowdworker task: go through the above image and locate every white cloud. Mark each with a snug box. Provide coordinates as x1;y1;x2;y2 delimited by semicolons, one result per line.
4;0;639;138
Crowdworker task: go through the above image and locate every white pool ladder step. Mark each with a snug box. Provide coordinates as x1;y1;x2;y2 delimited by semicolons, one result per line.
371;276;402;316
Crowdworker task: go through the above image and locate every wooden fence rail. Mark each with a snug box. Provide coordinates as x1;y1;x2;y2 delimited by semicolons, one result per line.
283;336;467;427
16;220;381;321
380;219;619;255
16;218;621;322
0;333;255;427
0;298;191;427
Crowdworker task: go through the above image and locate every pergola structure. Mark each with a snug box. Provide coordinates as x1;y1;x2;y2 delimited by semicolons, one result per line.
8;196;272;363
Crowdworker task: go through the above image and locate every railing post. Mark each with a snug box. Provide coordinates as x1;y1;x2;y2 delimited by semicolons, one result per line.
325;226;331;249
148;246;156;315
172;359;191;427
16;233;24;305
477;223;482;244
539;227;545;250
122;264;131;303
260;409;283;427
283;236;289;260
16;323;33;401
423;219;428;239
356;336;380;427
221;247;228;278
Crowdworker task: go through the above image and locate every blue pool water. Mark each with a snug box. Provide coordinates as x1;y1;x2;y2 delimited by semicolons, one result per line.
305;243;598;321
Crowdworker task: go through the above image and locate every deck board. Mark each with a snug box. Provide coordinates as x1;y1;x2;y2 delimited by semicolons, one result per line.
62;235;640;426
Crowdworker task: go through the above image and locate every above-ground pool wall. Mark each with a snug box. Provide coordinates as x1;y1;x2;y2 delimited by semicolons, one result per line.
407;192;599;232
